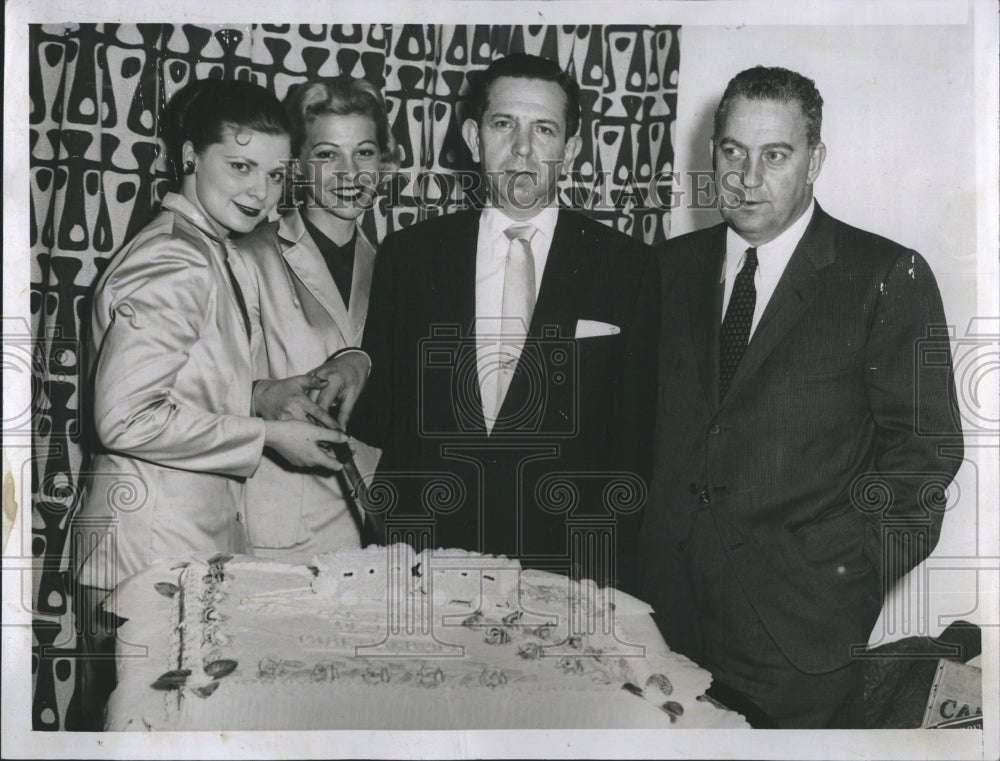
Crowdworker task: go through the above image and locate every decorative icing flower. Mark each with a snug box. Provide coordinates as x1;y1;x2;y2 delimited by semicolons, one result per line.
203;556;230;584
191;680;220;698
362;664;390;685
461;610;484;628
589;669;612;684
416;665;445;687
257;658;278;679
517;642;543;660
479;666;507;688
532;623;555;641
556;658;585;676
311;662;337;682
201;606;220;623
484;627;511;645
501;610;523;626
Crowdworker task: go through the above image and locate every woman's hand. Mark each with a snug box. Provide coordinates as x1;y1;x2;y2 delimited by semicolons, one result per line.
253;375;339;429
263;419;348;470
308;351;372;429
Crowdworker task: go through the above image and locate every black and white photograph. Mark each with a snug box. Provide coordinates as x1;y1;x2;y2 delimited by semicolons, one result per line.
3;0;998;758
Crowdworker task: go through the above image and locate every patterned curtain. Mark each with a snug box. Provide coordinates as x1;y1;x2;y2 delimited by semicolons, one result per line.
28;23;680;729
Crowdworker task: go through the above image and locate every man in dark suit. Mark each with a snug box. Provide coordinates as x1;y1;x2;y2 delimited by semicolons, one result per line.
635;66;963;727
327;54;658;585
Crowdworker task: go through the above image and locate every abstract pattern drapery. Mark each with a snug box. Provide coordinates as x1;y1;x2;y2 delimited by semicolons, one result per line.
27;22;680;729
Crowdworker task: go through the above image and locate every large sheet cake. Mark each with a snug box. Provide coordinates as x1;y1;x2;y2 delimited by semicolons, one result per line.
104;545;746;730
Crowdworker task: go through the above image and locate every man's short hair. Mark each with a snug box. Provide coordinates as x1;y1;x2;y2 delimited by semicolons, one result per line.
469;53;582;138
713;66;824;148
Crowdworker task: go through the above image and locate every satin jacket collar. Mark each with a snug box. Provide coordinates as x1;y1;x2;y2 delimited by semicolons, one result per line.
274;206;377;256
271;207;377;341
160;192;229;244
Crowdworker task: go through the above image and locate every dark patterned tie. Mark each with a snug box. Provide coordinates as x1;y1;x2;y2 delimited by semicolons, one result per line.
719;247;758;401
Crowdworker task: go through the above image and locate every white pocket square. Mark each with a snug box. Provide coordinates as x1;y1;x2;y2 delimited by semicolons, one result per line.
575;319;620;338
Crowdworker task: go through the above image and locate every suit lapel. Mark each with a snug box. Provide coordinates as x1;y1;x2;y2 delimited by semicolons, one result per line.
688;225;727;412
722;206;835;403
278;211;356;342
438;211;487;433
347;228;378;343
528;211;582;339
436;210;480;334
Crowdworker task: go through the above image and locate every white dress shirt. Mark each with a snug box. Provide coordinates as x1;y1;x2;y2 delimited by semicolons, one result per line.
722;199;816;337
476;205;559;432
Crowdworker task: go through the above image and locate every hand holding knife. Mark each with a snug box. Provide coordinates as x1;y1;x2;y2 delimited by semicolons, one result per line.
307;410;366;503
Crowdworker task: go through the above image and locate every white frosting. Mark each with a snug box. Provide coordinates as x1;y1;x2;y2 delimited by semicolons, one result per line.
105;546;747;730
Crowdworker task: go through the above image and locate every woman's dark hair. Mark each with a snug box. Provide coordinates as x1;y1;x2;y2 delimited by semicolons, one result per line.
161;78;291;187
283;75;401;169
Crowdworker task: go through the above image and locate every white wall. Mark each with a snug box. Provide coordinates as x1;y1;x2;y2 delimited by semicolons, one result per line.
673;23;989;644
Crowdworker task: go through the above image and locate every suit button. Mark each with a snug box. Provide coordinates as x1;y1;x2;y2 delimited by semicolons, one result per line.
676;541;686;552
698;489;710;505
709;424;721;435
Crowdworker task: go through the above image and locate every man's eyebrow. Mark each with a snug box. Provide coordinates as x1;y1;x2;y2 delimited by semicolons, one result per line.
718;137;795;152
487;112;560;126
223;155;259;166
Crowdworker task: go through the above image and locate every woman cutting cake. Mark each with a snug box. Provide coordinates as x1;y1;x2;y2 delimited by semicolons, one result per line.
70;78;347;727
237;76;399;558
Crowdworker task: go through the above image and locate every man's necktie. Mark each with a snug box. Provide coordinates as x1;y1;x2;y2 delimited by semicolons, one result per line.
495;223;537;418
719;246;758;402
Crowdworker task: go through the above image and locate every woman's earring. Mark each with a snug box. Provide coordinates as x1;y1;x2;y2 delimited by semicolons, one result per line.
183;160;195;175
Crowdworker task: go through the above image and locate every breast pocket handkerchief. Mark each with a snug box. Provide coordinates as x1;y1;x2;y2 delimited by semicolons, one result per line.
575;319;621;338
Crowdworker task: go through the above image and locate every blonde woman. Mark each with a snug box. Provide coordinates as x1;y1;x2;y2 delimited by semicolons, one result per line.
238;76;399;557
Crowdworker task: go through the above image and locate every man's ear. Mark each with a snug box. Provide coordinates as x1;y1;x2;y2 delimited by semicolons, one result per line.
562;134;582;170
461;119;481;163
708;137;716;167
806;141;826;186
